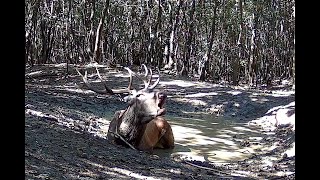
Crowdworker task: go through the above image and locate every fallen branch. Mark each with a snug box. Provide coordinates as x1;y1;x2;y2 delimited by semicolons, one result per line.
183;160;230;176
183;160;259;179
108;125;136;150
25;109;59;122
25;70;59;79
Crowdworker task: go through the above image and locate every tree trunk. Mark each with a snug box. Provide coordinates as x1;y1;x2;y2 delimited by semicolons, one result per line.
181;0;195;77
87;0;96;61
231;0;243;86
200;1;217;81
248;12;256;86
165;0;182;70
93;0;110;63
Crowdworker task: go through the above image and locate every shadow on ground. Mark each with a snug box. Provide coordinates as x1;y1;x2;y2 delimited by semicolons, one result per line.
25;64;295;179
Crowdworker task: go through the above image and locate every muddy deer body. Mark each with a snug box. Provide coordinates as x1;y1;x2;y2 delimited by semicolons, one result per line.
108;109;174;152
76;65;174;152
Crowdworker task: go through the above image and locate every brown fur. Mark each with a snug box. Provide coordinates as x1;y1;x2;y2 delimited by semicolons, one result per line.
107;109;174;152
137;116;174;152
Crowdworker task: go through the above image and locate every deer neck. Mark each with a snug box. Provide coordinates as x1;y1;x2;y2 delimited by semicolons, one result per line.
118;104;142;143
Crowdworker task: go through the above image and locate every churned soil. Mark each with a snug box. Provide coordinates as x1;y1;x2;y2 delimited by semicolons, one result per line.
25;64;295;179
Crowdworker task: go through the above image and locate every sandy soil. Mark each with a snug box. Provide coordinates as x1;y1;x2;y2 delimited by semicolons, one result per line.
25;63;295;179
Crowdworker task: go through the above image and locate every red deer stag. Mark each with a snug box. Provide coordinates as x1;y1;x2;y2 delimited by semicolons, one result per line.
76;65;174;152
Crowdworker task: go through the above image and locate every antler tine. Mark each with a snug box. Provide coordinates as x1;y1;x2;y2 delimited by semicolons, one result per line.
76;67;133;95
132;64;150;90
76;68;113;94
95;67;114;94
141;64;150;89
147;68;153;85
105;67;133;94
124;67;134;91
148;68;160;90
133;65;160;91
142;64;148;77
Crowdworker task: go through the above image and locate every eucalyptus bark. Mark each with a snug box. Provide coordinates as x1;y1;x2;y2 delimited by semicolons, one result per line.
93;0;110;63
181;0;195;77
166;0;182;70
200;1;217;81
231;0;243;86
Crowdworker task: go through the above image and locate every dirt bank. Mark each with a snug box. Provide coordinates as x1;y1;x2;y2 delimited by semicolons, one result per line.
25;64;295;179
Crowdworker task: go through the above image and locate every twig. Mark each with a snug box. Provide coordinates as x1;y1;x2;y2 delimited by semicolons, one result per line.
183;160;230;176
25;70;59;79
184;160;259;179
109;125;136;150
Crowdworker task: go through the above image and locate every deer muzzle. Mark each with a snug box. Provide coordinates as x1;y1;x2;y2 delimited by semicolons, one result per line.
157;92;167;116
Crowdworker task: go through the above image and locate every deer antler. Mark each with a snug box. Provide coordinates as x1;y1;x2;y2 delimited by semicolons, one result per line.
148;68;160;90
76;67;134;95
76;64;160;95
134;64;160;91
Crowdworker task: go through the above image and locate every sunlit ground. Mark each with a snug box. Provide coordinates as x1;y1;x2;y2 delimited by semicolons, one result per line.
152;114;275;164
25;64;295;179
71;73;294;164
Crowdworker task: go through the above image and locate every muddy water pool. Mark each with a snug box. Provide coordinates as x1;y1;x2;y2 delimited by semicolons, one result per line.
153;114;274;164
99;112;273;164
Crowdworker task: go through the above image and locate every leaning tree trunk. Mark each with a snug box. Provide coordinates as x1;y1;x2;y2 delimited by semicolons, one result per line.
93;0;110;63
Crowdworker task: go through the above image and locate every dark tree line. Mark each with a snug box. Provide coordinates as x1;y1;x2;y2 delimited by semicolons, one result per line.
25;0;295;86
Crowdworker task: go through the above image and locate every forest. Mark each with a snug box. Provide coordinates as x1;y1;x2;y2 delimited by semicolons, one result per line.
25;0;295;86
25;0;295;179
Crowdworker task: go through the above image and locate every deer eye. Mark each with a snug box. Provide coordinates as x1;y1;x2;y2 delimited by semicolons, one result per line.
136;93;144;98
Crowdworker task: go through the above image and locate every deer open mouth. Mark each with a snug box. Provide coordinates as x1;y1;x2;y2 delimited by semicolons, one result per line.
157;93;167;116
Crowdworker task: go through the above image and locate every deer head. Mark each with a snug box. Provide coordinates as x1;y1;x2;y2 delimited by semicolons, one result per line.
76;65;167;144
